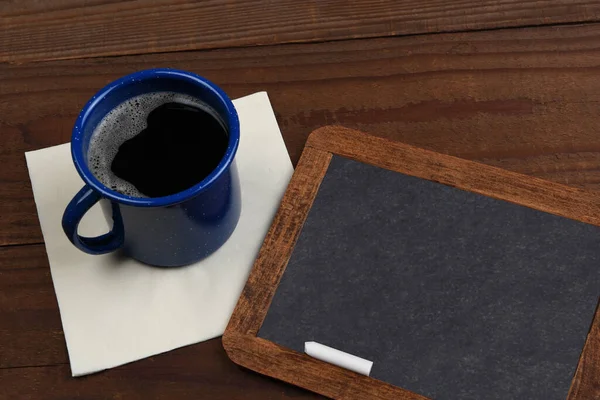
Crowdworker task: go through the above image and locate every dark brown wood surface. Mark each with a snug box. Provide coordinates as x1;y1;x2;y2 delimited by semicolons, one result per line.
223;126;600;400
3;0;600;63
3;2;600;399
8;23;600;246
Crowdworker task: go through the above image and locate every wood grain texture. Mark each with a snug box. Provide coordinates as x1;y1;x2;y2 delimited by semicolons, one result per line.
0;338;321;400
568;303;600;399
225;335;428;400
8;23;600;245
0;244;66;368
5;17;600;400
0;244;322;400
225;148;332;338
223;140;425;399
224;126;600;399
3;0;600;62
308;126;600;226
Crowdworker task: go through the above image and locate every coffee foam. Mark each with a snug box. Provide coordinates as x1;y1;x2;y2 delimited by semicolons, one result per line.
87;92;224;198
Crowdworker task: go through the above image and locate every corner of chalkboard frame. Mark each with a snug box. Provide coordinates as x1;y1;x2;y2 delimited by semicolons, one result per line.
223;125;600;400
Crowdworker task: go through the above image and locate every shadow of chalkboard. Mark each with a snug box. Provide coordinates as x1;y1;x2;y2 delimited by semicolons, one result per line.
258;154;600;400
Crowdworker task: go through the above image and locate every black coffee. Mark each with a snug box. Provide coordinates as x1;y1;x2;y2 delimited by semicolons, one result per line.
88;92;228;198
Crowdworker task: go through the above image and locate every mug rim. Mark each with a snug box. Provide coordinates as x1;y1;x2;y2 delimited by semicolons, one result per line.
71;68;240;208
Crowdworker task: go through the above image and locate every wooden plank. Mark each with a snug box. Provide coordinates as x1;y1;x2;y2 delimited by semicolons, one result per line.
225;335;428;400
3;0;600;63
224;126;600;399
0;339;322;400
568;303;600;399
307;126;600;226
0;244;322;399
0;244;66;368
226;147;332;338
5;23;600;245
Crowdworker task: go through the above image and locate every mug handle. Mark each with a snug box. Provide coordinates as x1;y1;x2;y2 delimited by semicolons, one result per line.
62;185;124;254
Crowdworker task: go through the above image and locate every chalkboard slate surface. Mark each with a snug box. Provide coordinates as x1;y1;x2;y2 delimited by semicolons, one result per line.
224;126;600;400
259;155;600;400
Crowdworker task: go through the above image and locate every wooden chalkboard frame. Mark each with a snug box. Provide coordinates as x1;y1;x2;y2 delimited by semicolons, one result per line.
223;126;600;400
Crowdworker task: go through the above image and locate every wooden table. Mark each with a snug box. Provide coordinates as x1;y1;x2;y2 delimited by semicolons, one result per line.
3;1;600;399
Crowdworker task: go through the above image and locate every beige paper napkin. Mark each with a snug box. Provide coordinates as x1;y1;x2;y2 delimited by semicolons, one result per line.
25;92;293;376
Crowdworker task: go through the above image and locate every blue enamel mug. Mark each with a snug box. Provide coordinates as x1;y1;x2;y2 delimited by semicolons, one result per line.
62;69;241;267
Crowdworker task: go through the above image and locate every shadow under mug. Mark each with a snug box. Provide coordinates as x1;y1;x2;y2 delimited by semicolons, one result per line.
62;68;241;267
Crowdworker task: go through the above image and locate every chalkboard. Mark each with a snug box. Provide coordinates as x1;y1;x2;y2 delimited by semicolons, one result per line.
224;126;600;400
259;154;600;399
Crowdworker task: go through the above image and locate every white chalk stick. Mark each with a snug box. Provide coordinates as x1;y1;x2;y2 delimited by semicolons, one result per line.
304;341;373;376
